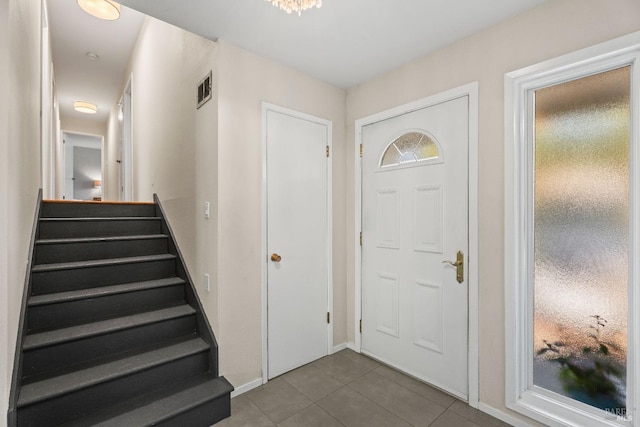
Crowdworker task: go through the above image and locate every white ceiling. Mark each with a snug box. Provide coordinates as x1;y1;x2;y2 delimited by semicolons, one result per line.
48;0;547;126
119;0;547;89
47;0;144;123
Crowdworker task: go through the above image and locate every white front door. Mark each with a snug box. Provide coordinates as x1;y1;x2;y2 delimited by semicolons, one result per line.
361;95;469;398
265;106;331;379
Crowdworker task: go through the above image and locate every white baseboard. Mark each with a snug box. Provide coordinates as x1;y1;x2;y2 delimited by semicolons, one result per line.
478;402;535;427
332;342;348;353
230;377;263;398
347;342;359;352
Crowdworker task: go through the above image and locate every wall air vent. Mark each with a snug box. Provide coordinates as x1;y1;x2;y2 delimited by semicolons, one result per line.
197;71;212;109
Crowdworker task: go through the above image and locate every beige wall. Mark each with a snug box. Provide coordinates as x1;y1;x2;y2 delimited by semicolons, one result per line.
194;45;220;333
0;0;42;425
135;18;220;331
123;16;220;332
216;41;347;387
346;0;640;423
105;17;346;390
105;21;347;389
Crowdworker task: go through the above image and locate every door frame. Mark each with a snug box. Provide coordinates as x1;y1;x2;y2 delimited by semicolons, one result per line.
354;82;479;407
504;32;640;427
261;102;334;384
61;130;105;201
41;0;56;200
120;75;133;201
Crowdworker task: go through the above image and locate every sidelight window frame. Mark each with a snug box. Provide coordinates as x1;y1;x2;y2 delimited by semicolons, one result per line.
504;32;640;427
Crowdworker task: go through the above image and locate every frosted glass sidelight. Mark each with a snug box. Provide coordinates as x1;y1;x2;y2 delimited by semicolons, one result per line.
532;66;630;414
380;132;440;167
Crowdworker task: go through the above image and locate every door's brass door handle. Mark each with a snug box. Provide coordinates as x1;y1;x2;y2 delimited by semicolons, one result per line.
442;251;464;283
271;253;282;262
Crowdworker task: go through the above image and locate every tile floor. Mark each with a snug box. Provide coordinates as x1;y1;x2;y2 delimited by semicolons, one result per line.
216;349;512;427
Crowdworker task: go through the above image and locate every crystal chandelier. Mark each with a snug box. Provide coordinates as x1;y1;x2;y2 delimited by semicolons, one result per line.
265;0;322;16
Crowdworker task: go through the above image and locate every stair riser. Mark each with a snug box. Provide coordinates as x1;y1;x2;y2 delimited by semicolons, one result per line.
41;203;156;218
31;259;175;294
155;394;231;427
18;351;209;427
35;238;168;264
39;219;161;239
22;316;197;380
27;286;185;332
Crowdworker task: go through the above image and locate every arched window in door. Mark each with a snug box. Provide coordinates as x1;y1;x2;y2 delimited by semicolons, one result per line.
379;131;442;168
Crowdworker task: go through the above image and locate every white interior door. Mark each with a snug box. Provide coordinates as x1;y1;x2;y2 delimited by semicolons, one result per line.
120;80;132;201
63;132;73;199
361;95;469;398
266;107;330;379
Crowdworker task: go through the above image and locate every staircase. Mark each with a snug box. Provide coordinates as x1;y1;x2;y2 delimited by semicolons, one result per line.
8;196;233;427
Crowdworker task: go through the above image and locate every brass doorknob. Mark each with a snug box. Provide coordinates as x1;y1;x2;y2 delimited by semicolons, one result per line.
271;253;282;262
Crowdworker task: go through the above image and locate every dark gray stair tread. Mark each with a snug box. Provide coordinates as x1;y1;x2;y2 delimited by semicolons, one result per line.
40;217;160;222
17;337;209;407
35;234;168;245
70;375;233;427
32;254;175;273
23;305;196;350
29;277;185;307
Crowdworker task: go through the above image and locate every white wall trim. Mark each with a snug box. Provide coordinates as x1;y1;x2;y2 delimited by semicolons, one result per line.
40;0;55;200
333;342;348;353
353;81;480;408
347;342;359;352
60;130;104;201
505;31;640;427
230;378;263;398
478;403;535;427
121;75;134;202
261;102;334;384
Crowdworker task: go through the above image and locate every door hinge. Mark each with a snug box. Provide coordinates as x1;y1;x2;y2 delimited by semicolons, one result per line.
326;145;330;157
359;319;362;333
359;144;363;157
359;231;362;246
327;312;330;324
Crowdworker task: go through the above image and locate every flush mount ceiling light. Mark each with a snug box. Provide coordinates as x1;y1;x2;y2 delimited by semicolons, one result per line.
77;0;121;21
73;101;98;114
265;0;321;16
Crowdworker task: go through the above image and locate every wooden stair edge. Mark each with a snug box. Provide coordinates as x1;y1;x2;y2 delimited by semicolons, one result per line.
43;200;156;206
